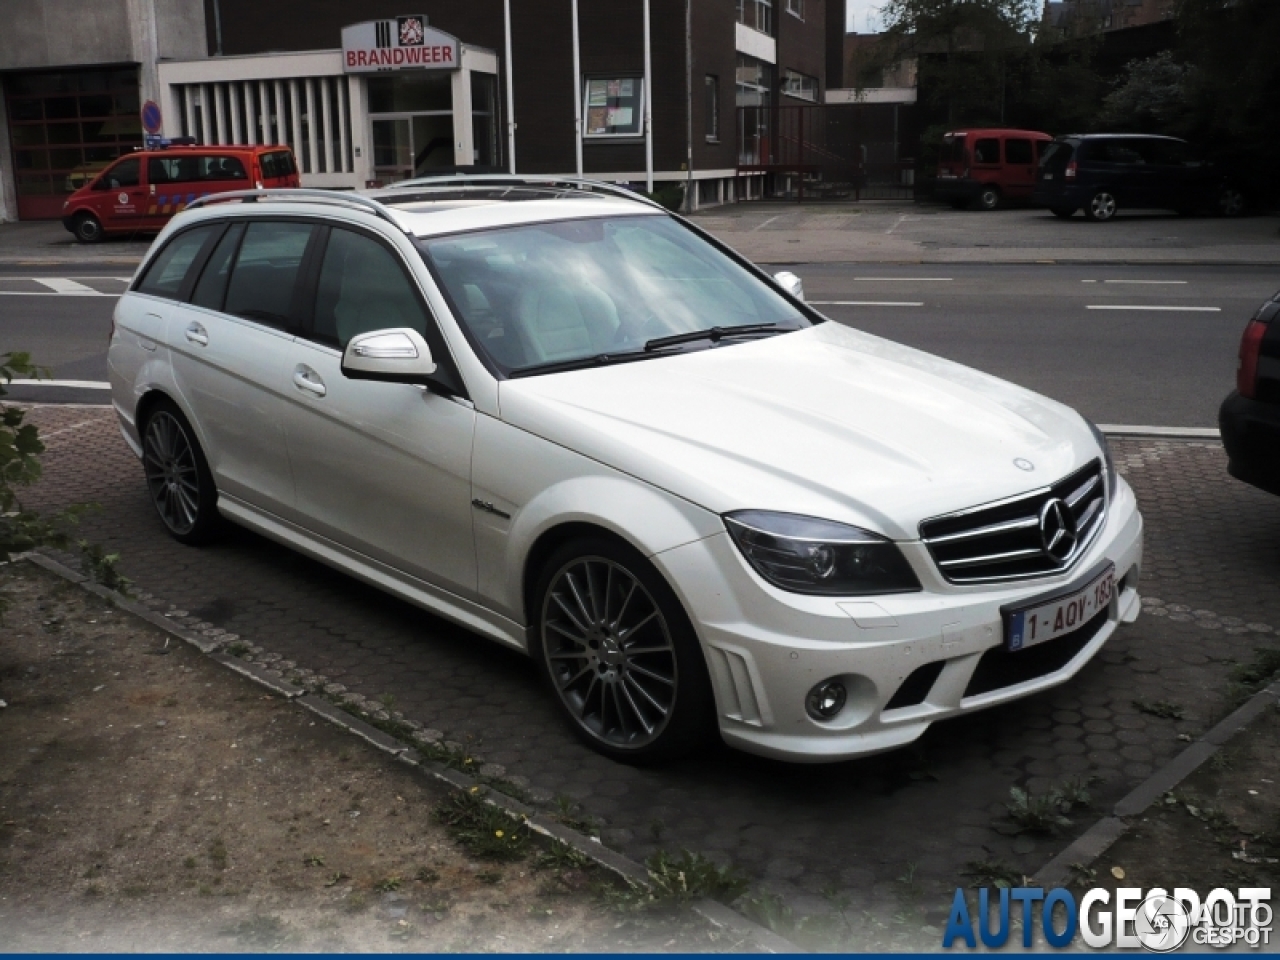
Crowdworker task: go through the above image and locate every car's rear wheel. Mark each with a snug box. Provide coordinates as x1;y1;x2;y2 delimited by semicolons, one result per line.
1085;191;1118;222
1217;187;1246;218
72;212;104;243
976;186;1001;211
140;398;220;544
1050;206;1076;219
531;536;715;762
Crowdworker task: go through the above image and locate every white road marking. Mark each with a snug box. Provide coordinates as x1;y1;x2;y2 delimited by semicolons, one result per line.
33;278;102;294
1102;280;1187;285
811;300;925;307
0;291;114;297
10;379;110;390
885;215;920;235
848;277;952;282
1099;424;1219;439
39;419;101;440
1086;305;1220;312
752;215;782;232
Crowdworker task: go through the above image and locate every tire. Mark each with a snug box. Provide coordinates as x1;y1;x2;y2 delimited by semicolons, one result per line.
1084;190;1118;222
976;186;1001;211
1050;207;1076;219
530;535;716;763
140;398;220;545
72;212;104;244
1217;187;1246;218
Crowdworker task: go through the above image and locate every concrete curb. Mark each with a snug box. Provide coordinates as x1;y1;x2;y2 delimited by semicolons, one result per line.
1099;425;1220;440
1032;680;1280;888
17;550;800;954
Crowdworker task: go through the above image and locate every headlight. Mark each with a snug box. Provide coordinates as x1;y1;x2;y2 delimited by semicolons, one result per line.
1086;420;1117;499
724;511;922;597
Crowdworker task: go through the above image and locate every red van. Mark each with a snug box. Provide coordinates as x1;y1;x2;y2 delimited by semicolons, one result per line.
935;128;1054;210
61;143;301;242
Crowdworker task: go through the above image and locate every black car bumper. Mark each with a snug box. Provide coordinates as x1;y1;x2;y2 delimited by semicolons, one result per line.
1220;390;1280;496
934;178;980;202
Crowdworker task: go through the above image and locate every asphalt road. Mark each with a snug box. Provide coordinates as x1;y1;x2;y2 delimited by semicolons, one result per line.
1;261;1276;426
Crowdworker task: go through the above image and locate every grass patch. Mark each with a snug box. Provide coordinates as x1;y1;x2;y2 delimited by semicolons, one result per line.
1006;777;1094;835
432;789;529;862
1133;698;1185;720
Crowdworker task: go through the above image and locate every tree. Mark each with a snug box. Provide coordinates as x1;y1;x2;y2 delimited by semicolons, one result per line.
1097;51;1194;133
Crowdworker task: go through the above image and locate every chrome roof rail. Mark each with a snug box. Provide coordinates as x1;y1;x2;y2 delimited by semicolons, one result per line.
184;188;404;228
371;175;666;211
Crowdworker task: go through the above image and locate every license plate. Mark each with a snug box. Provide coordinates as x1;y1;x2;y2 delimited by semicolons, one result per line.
1043;173;1054;180
1006;565;1114;651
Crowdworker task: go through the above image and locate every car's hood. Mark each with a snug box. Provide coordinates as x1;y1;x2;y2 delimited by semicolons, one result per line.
497;323;1098;540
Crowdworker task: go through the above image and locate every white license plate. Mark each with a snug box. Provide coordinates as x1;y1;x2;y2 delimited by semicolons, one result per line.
1043;173;1054;180
1006;565;1114;651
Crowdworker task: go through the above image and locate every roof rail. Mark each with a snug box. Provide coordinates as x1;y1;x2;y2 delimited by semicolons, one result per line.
184;188;404;228
372;175;666;211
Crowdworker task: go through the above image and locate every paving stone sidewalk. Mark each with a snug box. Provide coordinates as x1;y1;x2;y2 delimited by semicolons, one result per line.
20;405;1280;921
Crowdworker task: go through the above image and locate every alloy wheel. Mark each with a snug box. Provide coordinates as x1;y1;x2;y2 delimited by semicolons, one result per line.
540;556;678;749
1089;192;1117;221
143;411;202;535
75;215;102;243
1218;188;1245;218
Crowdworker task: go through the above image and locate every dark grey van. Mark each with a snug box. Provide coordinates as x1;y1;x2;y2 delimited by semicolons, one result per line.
1033;134;1234;221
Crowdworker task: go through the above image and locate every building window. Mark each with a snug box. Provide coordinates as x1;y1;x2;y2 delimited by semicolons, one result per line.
781;69;817;102
786;0;804;18
582;77;644;139
736;55;774;165
736;0;774;36
704;75;720;142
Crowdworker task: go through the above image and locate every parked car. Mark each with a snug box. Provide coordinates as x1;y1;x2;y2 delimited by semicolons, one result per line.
1034;134;1237;221
935;128;1054;210
107;179;1144;764
61;143;300;243
1220;291;1280;497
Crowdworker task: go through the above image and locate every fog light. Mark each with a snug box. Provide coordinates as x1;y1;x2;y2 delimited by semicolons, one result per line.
806;679;847;721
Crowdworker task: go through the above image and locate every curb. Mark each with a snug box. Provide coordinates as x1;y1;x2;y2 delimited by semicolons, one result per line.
1099;425;1220;440
1032;679;1280;888
17;550;800;954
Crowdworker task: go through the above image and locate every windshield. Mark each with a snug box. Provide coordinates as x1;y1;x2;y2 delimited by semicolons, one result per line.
416;215;809;377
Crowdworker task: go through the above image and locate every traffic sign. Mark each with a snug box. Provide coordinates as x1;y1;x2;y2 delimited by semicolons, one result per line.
141;100;162;134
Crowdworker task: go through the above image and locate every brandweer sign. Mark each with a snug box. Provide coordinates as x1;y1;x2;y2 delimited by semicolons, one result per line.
341;16;460;74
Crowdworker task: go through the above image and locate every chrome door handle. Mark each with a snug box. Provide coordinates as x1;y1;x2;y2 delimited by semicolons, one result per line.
293;366;327;397
184;322;208;346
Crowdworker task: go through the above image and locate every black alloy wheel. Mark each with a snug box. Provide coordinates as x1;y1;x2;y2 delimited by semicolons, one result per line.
141;399;220;544
73;213;103;243
532;537;715;762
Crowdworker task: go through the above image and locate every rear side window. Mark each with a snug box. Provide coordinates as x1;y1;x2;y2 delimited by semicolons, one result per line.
1041;142;1074;168
135;225;221;300
973;138;1000;165
1005;138;1033;164
224;221;314;328
1090;140;1145;165
191;223;245;311
259;151;297;180
311;228;429;348
1144;139;1189;165
150;155;248;183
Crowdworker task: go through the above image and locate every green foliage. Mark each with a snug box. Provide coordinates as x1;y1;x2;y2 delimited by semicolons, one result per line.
1098;51;1194;133
1132;697;1185;720
964;858;1024;889
432;788;530;862
78;539;133;596
643;184;685;214
1006;777;1093;834
644;849;748;905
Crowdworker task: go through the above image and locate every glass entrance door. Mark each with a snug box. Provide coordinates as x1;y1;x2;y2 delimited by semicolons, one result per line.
372;118;413;184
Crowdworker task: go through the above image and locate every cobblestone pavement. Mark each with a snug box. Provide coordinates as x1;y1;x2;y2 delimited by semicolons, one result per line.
21;406;1280;917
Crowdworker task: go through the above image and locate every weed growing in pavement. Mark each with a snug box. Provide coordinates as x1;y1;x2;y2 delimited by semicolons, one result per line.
1228;648;1280;703
533;838;591;872
1068;862;1098;886
225;641;250;658
645;849;748;904
1005;777;1094;835
551;793;601;837
77;539;132;596
376;692;396;712
432;788;529;862
965;858;1025;889
1133;698;1185;720
373;875;402;893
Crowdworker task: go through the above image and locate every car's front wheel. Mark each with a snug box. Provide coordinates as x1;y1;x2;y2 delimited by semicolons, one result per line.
1085;191;1118;222
1217;186;1246;218
72;212;104;243
141;398;220;544
531;536;715;762
976;186;1001;211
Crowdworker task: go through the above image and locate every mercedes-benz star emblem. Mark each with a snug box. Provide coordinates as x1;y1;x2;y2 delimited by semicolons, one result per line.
1013;458;1035;472
1039;498;1078;563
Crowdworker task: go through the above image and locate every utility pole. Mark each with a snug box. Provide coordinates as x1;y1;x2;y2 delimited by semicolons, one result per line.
572;0;583;177
643;0;653;193
504;0;517;173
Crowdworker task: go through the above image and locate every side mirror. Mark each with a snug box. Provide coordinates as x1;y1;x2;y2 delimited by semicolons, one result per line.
773;270;805;302
341;328;437;384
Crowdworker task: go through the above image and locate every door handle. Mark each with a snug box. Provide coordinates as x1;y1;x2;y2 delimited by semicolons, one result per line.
184;322;208;346
293;365;327;397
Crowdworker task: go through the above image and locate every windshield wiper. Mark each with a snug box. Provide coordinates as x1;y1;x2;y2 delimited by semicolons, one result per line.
508;348;678;379
644;322;782;352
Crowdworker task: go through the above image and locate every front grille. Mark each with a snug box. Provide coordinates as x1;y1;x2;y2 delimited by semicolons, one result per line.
920;460;1106;585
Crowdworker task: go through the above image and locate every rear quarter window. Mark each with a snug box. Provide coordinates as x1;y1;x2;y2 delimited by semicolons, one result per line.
259;151;297;180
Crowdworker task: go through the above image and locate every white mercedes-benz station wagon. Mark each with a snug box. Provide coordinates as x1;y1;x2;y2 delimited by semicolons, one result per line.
107;179;1143;763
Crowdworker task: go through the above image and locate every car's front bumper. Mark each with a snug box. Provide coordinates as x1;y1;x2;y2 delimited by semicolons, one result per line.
1220;390;1280;497
656;477;1144;762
